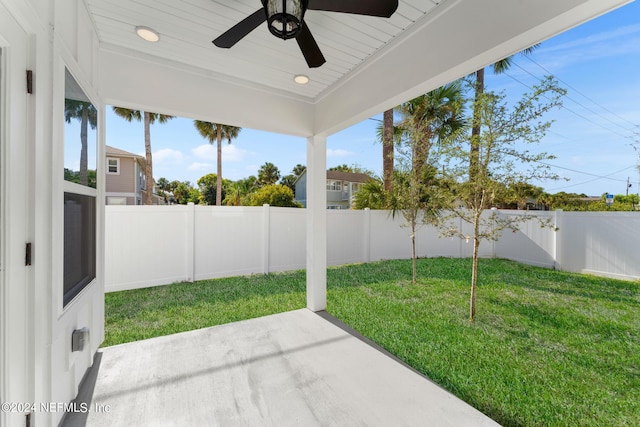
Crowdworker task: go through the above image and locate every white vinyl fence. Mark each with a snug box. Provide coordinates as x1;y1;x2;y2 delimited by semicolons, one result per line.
105;205;640;292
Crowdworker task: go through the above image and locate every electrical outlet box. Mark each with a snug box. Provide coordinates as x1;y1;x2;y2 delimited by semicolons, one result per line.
71;327;89;352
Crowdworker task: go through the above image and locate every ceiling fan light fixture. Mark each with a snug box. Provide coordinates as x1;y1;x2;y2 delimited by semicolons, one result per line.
264;0;307;40
135;26;160;42
294;74;310;85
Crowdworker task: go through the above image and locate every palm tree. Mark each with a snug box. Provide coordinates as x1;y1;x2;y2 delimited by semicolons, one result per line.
396;82;465;283
400;82;465;178
292;164;306;176
382;109;394;193
193;121;242;205
156;177;170;192
224;177;257;206
353;178;387;210
377;110;405;193
257;162;281;186
112;108;173;204
65;99;97;186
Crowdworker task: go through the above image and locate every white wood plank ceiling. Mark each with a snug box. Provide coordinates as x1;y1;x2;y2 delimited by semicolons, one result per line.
89;0;630;136
85;0;441;100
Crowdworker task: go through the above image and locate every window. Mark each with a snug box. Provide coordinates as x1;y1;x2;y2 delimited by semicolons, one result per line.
63;192;96;306
106;158;119;174
326;180;342;191
64;69;97;188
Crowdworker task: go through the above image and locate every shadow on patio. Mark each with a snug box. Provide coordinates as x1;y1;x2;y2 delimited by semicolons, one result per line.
62;309;498;426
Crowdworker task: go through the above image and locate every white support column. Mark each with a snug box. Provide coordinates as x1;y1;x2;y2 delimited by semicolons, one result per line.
306;135;327;311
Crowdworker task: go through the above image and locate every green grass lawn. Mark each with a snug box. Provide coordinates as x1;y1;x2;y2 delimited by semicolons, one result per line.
104;258;639;427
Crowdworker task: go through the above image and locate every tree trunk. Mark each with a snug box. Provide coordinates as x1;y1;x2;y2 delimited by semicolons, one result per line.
144;111;153;205
79;106;89;186
382;109;394;193
216;126;222;206
411;224;417;284
470;212;481;322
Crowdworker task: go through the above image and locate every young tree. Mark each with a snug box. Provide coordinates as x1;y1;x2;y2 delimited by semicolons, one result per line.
445;76;565;321
193;121;241;205
469;46;540;195
393;82;465;283
113;108;173;204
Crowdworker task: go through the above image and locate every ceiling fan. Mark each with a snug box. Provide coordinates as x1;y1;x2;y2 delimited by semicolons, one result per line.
213;0;399;68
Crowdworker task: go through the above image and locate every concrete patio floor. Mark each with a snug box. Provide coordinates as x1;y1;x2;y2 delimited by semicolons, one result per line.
63;309;499;426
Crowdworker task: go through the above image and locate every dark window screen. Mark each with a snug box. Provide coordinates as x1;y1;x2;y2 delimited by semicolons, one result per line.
63;192;96;306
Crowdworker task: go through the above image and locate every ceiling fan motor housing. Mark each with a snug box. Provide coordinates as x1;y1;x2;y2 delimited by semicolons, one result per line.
262;0;309;40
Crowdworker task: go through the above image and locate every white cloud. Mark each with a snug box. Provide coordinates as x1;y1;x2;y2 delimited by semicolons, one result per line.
192;143;248;162
154;148;184;164
570;156;586;166
537;25;640;71
222;144;248;162
192;144;216;160
327;148;355;157
543;24;640;55
188;162;212;171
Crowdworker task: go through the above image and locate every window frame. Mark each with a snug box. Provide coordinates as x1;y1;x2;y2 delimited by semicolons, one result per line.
326;180;342;191
106;157;119;175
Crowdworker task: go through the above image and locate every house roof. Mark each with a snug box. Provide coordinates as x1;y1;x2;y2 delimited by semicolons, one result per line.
326;171;372;183
106;145;143;159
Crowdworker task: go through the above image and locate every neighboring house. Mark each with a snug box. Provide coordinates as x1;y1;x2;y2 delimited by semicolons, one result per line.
295;170;371;209
105;145;164;205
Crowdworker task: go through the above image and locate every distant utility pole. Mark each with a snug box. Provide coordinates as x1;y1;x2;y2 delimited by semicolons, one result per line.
626;176;631;196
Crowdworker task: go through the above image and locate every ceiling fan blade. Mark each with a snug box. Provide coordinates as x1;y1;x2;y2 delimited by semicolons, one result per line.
213;9;266;48
307;0;398;17
296;22;326;68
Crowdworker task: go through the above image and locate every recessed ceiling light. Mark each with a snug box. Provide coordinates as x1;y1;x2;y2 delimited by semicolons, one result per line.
294;74;310;85
135;26;160;42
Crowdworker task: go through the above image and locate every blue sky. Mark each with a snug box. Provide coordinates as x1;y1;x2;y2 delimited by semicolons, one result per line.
96;2;640;197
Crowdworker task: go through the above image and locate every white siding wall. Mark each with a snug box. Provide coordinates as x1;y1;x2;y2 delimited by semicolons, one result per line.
105;207;640;292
